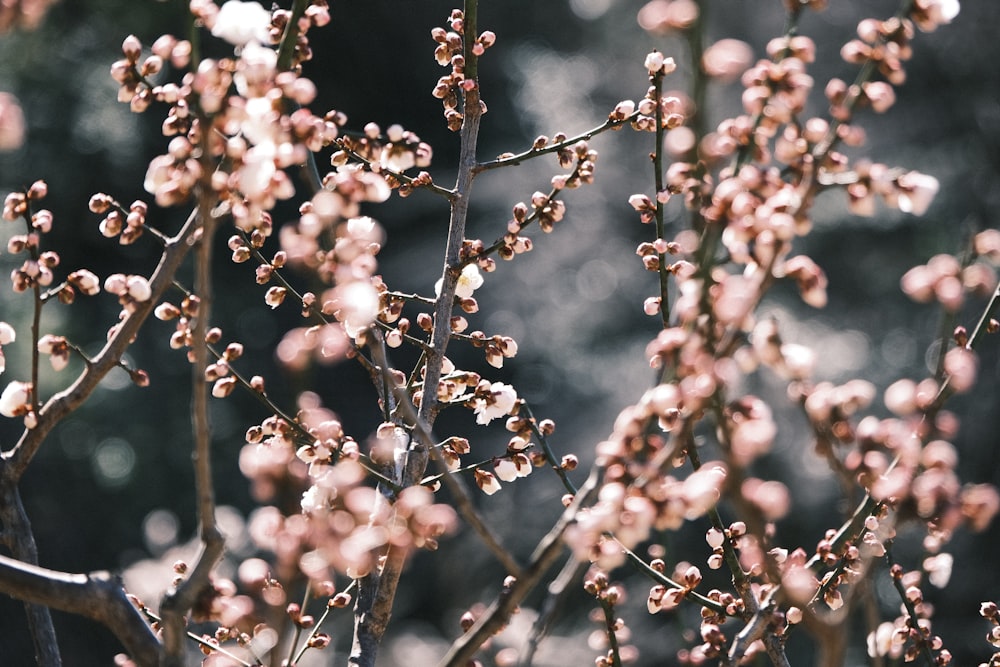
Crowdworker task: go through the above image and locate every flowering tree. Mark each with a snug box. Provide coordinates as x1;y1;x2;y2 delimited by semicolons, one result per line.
1;0;999;666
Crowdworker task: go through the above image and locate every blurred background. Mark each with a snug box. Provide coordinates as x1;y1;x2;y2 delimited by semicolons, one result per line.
1;0;999;664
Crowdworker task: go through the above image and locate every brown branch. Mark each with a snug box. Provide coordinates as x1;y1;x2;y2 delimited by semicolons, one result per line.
160;160;226;664
382;361;523;579
348;3;485;666
2;207;200;483
0;553;161;666
0;485;61;666
437;467;600;667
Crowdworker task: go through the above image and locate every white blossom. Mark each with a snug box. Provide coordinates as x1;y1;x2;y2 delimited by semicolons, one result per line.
436;263;484;300
211;0;272;47
0;322;15;345
474;381;518;425
0;381;31;417
494;458;519;482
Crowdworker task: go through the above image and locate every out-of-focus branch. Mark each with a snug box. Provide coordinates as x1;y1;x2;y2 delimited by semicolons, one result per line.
0;553;161;666
438;467;600;667
517;556;588;666
160;161;226;665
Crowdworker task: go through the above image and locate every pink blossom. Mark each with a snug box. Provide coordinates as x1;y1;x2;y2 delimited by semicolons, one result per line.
126;275;152;302
911;0;960;31
0;92;26;152
494;458;519;483
943;347;977;393
961;484;1000;531
37;334;69;371
702;39;753;83
741;478;790;520
895;171;939;216
637;0;699;34
682;463;726;519
713;274;755;325
68;269;101;296
643;50;676;75
883;378;917;417
330;281;379;338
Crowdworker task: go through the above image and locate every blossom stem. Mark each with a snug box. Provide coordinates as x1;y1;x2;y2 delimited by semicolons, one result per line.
351;3;485;664
651;69;671;328
474;112;640;172
276;0;309;72
885;547;938;666
615;539;728;614
522;401;577;495
335;143;457;199
462;163;582;267
599;596;624;667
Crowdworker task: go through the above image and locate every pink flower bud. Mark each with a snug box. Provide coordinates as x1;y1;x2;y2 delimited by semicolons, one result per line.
943;347;977;393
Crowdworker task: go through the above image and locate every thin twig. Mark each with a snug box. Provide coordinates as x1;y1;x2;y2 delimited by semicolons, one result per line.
437;468;601;667
381;357;523;578
159;167;226;665
474;112;640;173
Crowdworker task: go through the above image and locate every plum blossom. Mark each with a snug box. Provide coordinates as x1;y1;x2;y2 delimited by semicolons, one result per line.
0;322;13;374
911;0;960;31
0;321;15;345
0;380;31;417
943;346;977;393
436;263;484;299
895;172;939;216
473;381;517;425
234;41;277;98
329;281;380;338
37;334;69;371
474;469;502;495
643;50;677;75
211;0;271;47
0;92;25;152
702;39;753;83
494;458;519;483
67;269;101;296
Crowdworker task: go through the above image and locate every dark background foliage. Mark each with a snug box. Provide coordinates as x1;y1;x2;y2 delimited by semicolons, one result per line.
1;0;999;664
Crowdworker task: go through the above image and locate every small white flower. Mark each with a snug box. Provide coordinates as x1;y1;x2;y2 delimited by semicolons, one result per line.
644;51;676;75
333;281;380;338
474;469;502;495
301;484;335;514
211;0;272;47
126;275;152;302
0;321;15;345
896;172;939;216
235;41;278;96
494;458;519;482
644;51;665;72
239;142;278;197
104;273;127;295
0;381;31;417
68;270;101;296
436;264;484;300
473;381;518;425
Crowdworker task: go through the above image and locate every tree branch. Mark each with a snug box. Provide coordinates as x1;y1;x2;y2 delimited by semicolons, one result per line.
437;467;600;667
1;207;200;483
160;160;226;665
0;553;161;666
